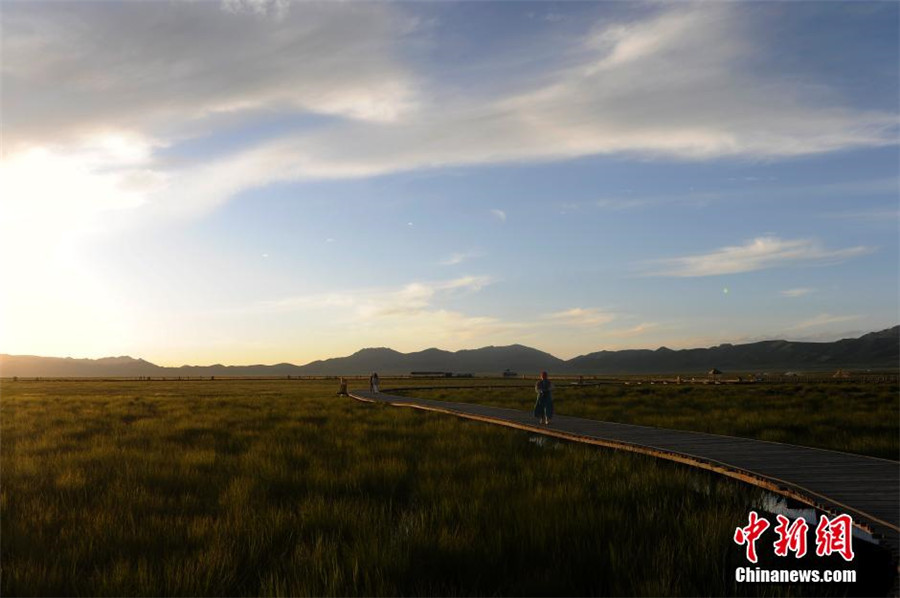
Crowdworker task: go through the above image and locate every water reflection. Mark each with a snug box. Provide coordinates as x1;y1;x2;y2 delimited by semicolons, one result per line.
528;435;562;449
758;493;879;545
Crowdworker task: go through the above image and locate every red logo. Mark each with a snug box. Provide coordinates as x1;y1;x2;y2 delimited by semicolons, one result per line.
734;510;770;563
773;514;809;558
815;514;855;561
734;512;854;562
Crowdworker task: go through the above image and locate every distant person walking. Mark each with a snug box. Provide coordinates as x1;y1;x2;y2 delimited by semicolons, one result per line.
369;372;380;393
534;371;553;425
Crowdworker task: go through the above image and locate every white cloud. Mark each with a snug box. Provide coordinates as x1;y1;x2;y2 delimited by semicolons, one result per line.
4;2;895;230
355;309;521;345
1;0;426;247
174;4;891;214
221;0;290;20
595;197;655;211
781;288;816;298
356;276;490;320
491;209;507;222
545;307;616;327
790;313;862;331
3;2;418;152
607;322;659;338
587;8;701;71
441;253;466;266
250;275;492;320
591;177;899;213
229;275;523;351
646;236;873;277
440;251;482;266
492;4;895;159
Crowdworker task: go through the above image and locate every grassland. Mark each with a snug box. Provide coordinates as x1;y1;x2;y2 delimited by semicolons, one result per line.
1;379;894;596
398;380;900;460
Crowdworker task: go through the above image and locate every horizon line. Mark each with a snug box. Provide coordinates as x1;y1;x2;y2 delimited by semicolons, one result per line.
2;325;896;369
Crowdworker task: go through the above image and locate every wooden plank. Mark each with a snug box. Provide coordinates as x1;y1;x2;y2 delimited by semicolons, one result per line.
349;389;900;556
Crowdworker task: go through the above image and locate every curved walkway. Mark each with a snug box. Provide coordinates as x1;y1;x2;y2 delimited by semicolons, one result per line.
349;389;899;552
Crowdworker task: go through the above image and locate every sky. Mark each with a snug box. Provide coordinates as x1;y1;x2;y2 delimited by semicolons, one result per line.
1;0;898;366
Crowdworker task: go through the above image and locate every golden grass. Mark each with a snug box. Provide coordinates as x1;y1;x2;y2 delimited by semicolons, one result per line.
1;379;893;596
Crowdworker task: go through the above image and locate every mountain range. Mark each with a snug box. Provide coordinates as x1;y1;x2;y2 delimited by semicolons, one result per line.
1;327;897;377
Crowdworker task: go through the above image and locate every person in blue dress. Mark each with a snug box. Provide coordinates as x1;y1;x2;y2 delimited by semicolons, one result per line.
534;371;554;425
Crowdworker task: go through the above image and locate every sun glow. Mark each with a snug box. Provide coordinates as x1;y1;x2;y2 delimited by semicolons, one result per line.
0;136;158;357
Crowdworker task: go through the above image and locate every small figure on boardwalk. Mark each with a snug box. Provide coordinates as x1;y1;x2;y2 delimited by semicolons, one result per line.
534;371;554;425
369;372;380;393
337;377;348;396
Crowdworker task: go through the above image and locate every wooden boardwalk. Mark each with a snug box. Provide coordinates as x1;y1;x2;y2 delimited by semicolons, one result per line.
349;389;900;551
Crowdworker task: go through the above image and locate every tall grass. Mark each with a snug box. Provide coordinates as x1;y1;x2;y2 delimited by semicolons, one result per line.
1;380;893;596
403;381;900;460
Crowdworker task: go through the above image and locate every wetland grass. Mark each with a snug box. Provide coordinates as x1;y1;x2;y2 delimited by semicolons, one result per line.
1;379;894;596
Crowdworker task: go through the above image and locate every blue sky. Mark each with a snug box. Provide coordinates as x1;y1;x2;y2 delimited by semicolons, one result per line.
1;1;897;365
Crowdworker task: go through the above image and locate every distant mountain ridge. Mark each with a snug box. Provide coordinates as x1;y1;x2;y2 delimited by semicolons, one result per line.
568;327;899;373
300;344;567;376
1;327;897;377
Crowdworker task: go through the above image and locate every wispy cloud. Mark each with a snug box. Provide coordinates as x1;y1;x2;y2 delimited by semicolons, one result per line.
607;322;659;338
646;236;873;277
250;275;492;320
1;1;424;238
240;275;527;348
594;178;898;213
595;197;655;211
440;251;482;266
356;276;490;320
221;0;289;20
545;307;616;327
819;208;900;221
5;2;895;229
4;2;417;151
237;283;628;353
491;209;507;222
790;313;861;330
527;11;567;23
780;288;816;298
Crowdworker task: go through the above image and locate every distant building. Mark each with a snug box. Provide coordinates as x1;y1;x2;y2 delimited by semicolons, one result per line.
410;371;473;378
502;369;518;378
